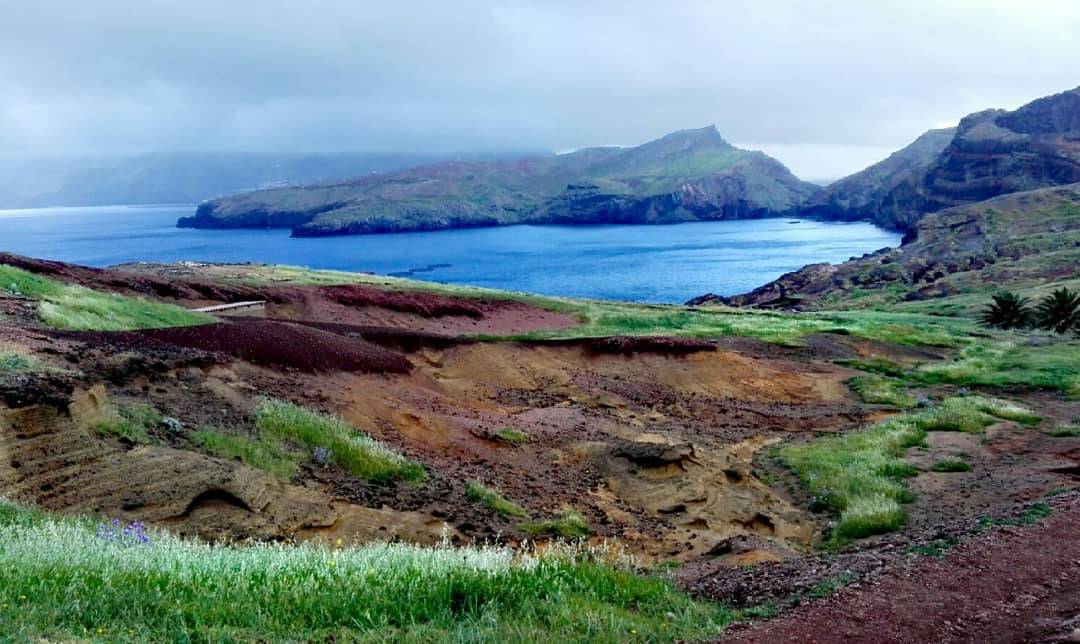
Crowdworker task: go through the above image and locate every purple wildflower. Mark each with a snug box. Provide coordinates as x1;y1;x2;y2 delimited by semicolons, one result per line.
97;518;153;546
312;446;333;466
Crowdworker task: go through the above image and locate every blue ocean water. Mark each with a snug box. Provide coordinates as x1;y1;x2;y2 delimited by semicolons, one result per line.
0;205;901;303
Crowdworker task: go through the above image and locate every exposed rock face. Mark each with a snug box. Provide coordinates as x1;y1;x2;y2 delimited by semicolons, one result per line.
179;126;815;236
703;183;1080;309
798;127;956;225
802;86;1080;232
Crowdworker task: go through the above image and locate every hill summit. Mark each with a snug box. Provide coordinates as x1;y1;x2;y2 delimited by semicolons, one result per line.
179;127;814;236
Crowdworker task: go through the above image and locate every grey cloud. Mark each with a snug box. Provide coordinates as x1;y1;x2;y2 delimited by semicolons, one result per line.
2;0;1079;178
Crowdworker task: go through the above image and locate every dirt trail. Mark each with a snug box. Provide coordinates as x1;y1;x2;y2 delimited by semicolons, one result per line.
722;493;1080;643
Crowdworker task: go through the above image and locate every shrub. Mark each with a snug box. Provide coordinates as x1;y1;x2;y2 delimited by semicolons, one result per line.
466;480;528;519
1035;287;1080;335
979;292;1034;330
254;399;424;482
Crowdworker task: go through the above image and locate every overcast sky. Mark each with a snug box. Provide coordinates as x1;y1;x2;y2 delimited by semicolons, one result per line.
2;1;1078;180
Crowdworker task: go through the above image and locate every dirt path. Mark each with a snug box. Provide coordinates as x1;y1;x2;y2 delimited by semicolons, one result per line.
722;494;1080;643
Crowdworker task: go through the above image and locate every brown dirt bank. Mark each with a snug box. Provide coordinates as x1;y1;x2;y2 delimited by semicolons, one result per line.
717;492;1080;643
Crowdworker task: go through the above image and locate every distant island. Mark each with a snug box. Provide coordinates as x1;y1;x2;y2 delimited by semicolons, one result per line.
181;86;1080;238
178;126;816;236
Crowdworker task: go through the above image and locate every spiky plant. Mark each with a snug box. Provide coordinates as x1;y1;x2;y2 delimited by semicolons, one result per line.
1035;287;1080;335
979;292;1034;330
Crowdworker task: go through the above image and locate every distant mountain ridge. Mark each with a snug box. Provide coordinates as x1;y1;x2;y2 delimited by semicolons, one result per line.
0;152;515;209
798;127;956;224
179;126;817;236
800;86;1080;231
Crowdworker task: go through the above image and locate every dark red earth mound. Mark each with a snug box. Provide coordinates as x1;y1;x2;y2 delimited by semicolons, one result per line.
268;284;488;319
139;320;412;374
285;319;465;350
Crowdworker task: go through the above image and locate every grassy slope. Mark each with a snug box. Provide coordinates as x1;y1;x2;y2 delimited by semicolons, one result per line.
221;263;978;348
780;396;1040;544
0;501;743;642
817;194;1080;316
0;264;214;331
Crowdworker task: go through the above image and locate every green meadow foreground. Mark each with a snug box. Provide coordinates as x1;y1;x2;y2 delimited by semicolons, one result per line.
0;243;1077;641
0;501;746;642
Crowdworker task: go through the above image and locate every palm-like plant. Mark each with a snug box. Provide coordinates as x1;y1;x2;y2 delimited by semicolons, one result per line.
980;292;1034;330
1035;287;1080;335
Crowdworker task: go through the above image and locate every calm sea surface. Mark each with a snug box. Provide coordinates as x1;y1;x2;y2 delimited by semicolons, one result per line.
0;205;901;303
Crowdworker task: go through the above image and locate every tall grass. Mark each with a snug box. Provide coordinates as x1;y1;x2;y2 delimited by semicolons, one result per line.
780;395;1037;544
191;429;303;479
0;500;736;642
254;399;425;482
0;264;214;331
919;340;1080;398
847;375;916;408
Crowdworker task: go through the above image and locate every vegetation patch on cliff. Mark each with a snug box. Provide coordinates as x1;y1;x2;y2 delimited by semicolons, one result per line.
254;399;425;482
0;264;214;331
779;395;1036;544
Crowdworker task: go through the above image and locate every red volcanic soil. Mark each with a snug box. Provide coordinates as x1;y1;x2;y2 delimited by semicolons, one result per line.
296;284;488;318
139;320;412;374
262;283;579;336
721;493;1080;643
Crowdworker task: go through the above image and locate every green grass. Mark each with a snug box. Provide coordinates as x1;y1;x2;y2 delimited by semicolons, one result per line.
0;264;215;331
520;510;592;539
1048;424;1080;437
847;375;917;408
919;339;1080;398
495;427;529;445
930;459;972;473
779;395;1035;545
93;403;162;444
915;395;1040;432
835;357;908;377
191;429;303;479
222;264;977;348
0;500;742;642
466;480;529;519
0;349;40;373
254;399;425;483
505;303;973;348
